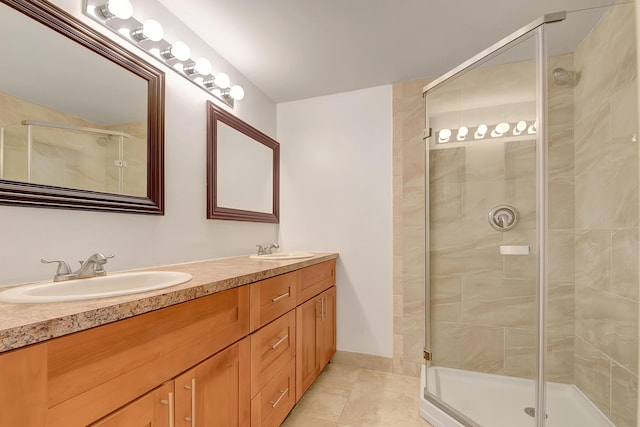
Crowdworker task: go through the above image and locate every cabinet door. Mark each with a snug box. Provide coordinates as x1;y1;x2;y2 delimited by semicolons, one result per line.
295;294;322;401
0;344;47;427
90;382;174;427
319;286;337;369
175;337;250;427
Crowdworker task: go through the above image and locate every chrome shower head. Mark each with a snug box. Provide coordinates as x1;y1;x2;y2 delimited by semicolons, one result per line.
552;67;575;86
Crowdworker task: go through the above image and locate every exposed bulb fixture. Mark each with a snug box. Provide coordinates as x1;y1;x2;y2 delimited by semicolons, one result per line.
160;41;190;61
475;124;488;139
84;0;245;106
457;126;469;141
438;128;452;143
228;85;245;101
214;72;230;89
436;120;537;145
513;120;527;135
98;0;133;20
491;122;510;137
184;58;212;76
131;19;164;42
203;73;230;90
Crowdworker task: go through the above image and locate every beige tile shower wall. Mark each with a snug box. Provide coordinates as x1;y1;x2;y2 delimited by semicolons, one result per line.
0;93;145;195
392;77;430;377
572;3;639;426
424;57;576;382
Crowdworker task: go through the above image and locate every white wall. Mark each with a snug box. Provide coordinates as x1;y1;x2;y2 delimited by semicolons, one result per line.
277;86;393;357
0;0;278;286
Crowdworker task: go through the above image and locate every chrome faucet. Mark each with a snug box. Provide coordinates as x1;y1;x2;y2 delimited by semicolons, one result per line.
76;253;114;279
42;253;114;282
255;243;279;255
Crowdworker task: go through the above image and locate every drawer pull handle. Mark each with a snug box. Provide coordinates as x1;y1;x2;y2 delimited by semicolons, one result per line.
161;391;175;427
183;378;196;426
269;387;289;408
271;292;290;303
270;334;289;350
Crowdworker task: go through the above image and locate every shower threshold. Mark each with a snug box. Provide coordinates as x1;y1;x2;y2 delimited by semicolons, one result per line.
419;365;614;427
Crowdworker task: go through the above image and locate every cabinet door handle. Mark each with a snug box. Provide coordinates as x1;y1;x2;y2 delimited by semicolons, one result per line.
322;295;326;321
161;391;175;427
183;378;196;426
269;387;289;408
271;292;290;303
270;334;289;350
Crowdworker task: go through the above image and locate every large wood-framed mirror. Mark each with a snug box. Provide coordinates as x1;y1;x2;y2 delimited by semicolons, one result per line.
207;101;279;223
0;0;164;214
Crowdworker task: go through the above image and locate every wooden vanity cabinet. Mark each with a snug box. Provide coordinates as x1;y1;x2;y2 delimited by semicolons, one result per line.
89;337;250;427
0;344;47;427
90;382;175;427
295;285;336;401
0;258;337;427
174;337;250;427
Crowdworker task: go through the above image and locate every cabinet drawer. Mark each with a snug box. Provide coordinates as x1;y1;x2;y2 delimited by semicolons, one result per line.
297;260;335;304
250;272;298;331
250;310;295;396
46;286;250;427
250;358;296;427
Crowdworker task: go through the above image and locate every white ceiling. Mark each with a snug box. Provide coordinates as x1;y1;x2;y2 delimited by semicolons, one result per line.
157;0;616;103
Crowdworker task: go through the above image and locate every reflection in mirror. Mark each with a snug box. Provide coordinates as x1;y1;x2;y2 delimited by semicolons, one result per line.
0;0;164;214
207;101;279;223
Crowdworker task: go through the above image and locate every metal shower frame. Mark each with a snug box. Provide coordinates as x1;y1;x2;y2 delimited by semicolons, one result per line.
421;11;566;427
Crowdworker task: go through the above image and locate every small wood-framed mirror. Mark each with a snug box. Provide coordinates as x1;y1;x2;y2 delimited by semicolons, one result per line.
0;0;164;214
206;101;279;223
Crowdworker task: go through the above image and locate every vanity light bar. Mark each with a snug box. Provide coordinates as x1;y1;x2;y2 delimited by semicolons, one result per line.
436;120;537;144
83;0;245;107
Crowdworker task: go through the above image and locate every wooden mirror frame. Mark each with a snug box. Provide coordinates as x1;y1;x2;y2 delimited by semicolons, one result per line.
0;0;165;214
206;101;279;223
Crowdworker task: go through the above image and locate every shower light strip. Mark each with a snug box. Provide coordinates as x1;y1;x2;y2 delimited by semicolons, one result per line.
436;120;537;144
83;0;245;108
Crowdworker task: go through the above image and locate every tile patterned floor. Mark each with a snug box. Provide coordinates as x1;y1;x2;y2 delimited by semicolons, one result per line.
281;362;434;427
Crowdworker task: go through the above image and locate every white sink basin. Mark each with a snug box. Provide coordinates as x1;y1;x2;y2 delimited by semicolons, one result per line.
0;271;192;304
249;252;314;260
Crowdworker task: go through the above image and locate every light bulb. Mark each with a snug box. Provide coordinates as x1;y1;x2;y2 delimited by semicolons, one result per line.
496;122;510;134
131;19;164;42
143;20;164;41
475;124;488;139
491;122;510;137
194;58;212;75
528;121;537;135
229;85;245;101
438;128;452;143
214;72;230;89
161;42;190;61
100;0;133;20
457;126;469;141
514;120;527;135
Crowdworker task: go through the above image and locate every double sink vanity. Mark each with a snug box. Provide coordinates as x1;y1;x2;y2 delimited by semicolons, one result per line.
0;252;338;427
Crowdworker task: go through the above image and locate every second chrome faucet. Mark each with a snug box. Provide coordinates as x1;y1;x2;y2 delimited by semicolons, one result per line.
42;253;114;282
255;243;279;255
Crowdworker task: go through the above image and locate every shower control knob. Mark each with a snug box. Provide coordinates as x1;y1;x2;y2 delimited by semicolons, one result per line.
488;204;519;231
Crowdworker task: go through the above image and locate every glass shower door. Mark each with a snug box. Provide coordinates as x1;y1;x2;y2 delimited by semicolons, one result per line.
424;30;540;427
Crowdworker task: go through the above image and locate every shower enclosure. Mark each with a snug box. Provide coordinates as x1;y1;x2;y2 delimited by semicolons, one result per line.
421;2;638;426
0;120;146;196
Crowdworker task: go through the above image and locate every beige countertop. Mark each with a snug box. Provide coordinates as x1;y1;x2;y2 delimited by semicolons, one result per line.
0;252;338;353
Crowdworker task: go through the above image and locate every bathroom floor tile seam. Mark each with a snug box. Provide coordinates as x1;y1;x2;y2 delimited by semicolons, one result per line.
281;361;434;427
